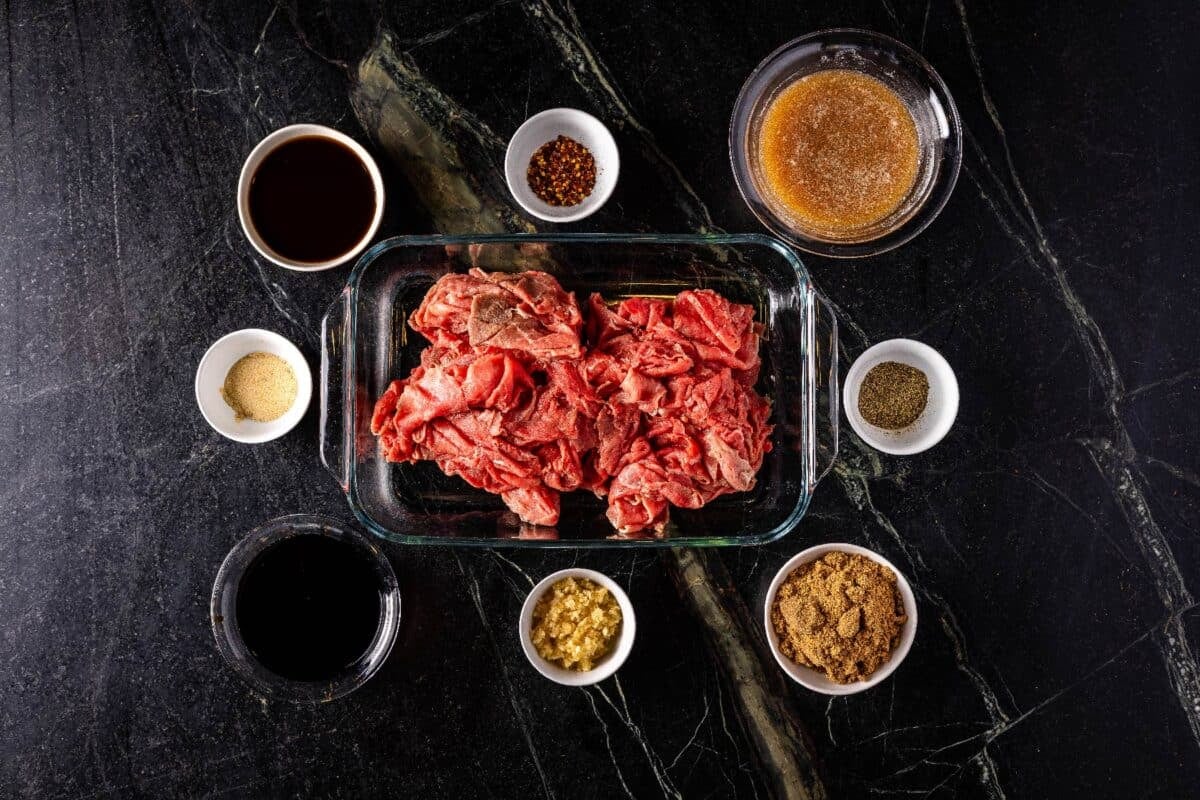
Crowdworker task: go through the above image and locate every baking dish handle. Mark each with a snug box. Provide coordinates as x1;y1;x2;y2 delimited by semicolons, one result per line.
806;288;839;488
319;288;352;492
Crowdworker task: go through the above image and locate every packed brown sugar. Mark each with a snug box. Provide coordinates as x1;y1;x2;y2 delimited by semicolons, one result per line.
771;550;906;683
758;69;920;236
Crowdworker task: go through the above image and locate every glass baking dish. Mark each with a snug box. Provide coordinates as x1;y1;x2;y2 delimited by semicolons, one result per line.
320;233;838;548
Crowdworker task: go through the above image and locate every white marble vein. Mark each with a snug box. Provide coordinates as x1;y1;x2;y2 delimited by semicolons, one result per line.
488;549;536;589
713;678;762;800
251;4;278;58
836;462;1012;797
1081;439;1200;742
954;0;1200;751
105;116;133;359
968;749;1008;800
665;695;710;771
1119;367;1200;402
520;0;718;233
918;0;933;49
1142;456;1200;491
582;688;637;800
398;0;520;53
595;677;684;799
823;698;839;747
456;556;557;800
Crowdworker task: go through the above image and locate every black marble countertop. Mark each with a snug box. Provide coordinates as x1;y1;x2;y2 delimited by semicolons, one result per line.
3;1;1199;798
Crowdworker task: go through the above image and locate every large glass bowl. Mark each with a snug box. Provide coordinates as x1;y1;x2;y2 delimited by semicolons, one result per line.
730;29;962;258
320;233;838;548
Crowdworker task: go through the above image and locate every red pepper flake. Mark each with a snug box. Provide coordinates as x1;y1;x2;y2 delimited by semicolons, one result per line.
526;135;597;207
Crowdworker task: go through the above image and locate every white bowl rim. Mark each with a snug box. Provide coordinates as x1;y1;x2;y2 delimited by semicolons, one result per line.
843;338;959;455
518;567;636;686
504;107;619;223
236;123;385;272
763;542;918;695
194;328;313;444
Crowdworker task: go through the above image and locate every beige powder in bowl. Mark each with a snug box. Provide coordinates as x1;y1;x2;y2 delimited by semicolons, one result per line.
220;351;298;423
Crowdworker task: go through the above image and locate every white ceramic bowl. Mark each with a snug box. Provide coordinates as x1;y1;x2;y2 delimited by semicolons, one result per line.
519;568;636;686
237;124;385;271
764;543;917;695
195;329;313;444
504;108;619;223
843;338;959;455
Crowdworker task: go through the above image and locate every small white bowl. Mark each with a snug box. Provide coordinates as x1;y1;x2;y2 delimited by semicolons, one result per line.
843;338;959;455
764;543;917;695
504;108;619;223
195;329;313;444
237;123;385;271
519;568;636;686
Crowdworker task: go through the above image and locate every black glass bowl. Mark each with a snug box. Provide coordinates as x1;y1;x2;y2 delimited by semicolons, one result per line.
210;514;401;703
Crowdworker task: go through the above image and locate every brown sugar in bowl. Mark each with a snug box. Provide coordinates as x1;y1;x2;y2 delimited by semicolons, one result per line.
763;543;917;694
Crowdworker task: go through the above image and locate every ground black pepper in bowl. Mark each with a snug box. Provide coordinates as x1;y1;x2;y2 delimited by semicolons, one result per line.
858;361;929;429
526;135;597;206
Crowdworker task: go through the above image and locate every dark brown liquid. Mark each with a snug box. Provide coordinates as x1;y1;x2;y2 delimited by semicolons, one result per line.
235;535;383;681
248;136;376;263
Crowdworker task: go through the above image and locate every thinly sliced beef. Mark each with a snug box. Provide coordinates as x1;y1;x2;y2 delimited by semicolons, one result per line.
416;414;541;491
592;404;643;480
673;289;754;355
673;289;761;372
617;369;666;412
606;462;672;534
584;293;634;348
412;268;582;359
461;352;534;410
406;273;479;339
370;270;773;534
501;486;560;527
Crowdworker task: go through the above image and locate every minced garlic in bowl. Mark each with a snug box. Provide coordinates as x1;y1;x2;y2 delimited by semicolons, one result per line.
529;576;623;672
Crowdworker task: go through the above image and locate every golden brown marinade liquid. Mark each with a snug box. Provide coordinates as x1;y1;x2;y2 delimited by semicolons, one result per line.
758;70;920;236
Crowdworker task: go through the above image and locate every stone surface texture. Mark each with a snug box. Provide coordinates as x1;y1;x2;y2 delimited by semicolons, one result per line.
2;1;1198;798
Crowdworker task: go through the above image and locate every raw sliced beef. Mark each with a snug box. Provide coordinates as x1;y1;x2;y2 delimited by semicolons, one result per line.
370;271;773;535
410;268;582;359
583;289;772;534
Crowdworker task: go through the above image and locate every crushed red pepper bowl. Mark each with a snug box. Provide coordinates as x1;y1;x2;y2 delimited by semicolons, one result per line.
505;108;619;223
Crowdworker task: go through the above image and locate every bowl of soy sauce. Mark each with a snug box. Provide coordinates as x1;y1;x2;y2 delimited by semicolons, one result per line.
210;515;401;702
237;124;385;271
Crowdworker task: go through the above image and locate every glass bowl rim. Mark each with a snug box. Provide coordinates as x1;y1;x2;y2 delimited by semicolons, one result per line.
728;27;963;259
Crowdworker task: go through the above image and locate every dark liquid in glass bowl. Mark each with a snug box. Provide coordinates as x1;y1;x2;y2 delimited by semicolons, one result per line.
248;136;376;263
235;535;382;681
